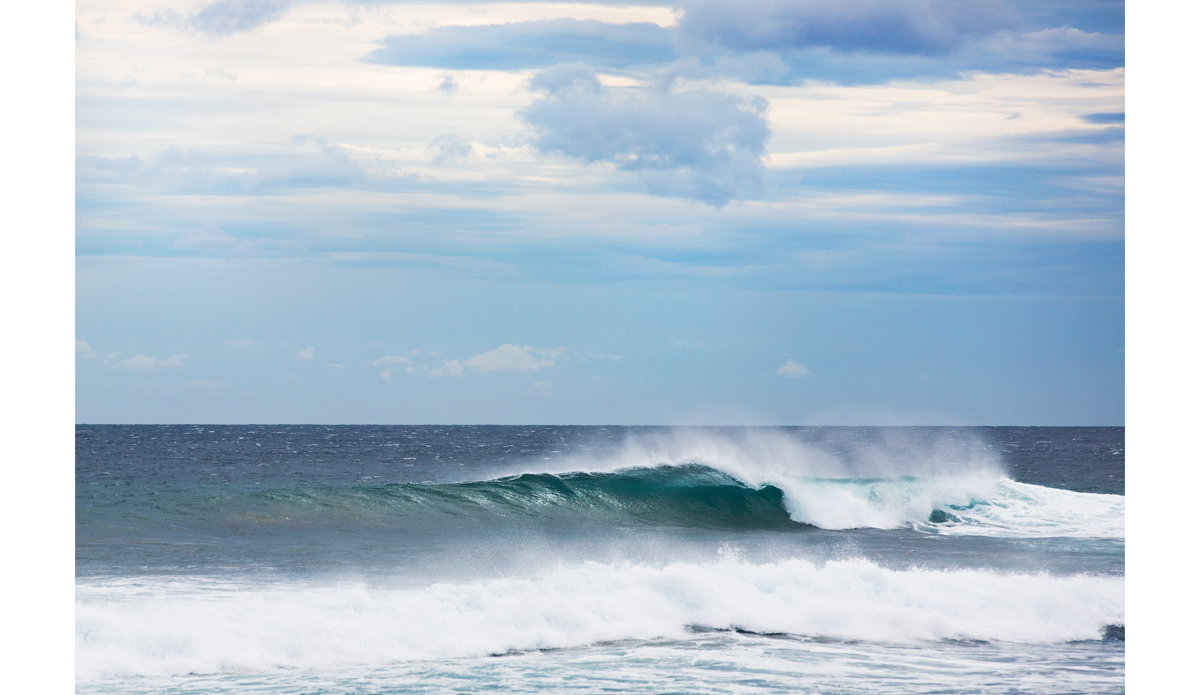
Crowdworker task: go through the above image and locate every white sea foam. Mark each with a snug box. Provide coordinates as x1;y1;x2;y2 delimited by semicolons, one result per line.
933;480;1125;538
76;558;1124;680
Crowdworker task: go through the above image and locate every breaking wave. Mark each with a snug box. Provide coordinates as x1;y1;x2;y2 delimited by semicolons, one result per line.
276;465;1123;537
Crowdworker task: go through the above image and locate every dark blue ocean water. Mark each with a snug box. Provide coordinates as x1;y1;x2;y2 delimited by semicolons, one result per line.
76;426;1124;693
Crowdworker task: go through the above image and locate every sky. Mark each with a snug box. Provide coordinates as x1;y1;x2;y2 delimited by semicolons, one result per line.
74;0;1125;424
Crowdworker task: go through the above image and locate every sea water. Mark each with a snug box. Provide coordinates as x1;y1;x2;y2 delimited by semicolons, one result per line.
76;426;1124;693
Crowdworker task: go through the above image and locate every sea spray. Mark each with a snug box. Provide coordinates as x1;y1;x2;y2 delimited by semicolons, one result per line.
520;427;1007;483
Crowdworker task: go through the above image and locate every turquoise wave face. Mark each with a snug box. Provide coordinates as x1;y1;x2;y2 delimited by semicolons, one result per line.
79;465;801;535
78;463;1124;539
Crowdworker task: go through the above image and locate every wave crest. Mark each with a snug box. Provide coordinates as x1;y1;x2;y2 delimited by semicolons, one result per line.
246;465;1122;538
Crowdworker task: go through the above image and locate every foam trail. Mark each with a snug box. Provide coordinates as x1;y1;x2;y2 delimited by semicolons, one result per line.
764;476;1124;537
932;480;1125;538
76;558;1124;680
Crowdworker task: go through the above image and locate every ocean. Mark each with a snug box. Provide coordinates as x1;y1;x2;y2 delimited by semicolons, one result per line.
75;425;1124;693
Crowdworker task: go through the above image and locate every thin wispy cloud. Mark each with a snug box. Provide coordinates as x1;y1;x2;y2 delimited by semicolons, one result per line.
463;345;565;374
135;0;292;36
677;0;1020;56
372;355;416;381
374;345;570;378
370;19;674;71
429;360;465;378
115;354;188;371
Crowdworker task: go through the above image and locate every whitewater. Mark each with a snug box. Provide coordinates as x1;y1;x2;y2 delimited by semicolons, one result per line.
76;425;1124;694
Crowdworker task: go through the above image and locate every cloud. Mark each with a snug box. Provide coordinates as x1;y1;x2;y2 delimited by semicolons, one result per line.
296;346;314;360
973;25;1124;71
1005;0;1125;36
191;0;290;35
76;340;97;358
131;379;235;395
669;2;1123;83
677;0;1020;57
463;344;564;373
430;134;474;163
436;73;459;95
369;19;674;71
371;355;416;381
354;2;1121;90
529;380;556;397
364;6;1120;82
372;356;413;367
777;359;811;378
519;65;770;205
174;227;260;254
429;360;465;378
135;0;291;36
116;354;187;371
78;137;371;196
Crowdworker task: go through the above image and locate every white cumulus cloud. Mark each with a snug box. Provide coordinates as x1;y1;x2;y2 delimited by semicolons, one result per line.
519;65;770;205
464;344;565;373
777;359;810;378
530;380;555;396
296;346;315;360
76;340;97;358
